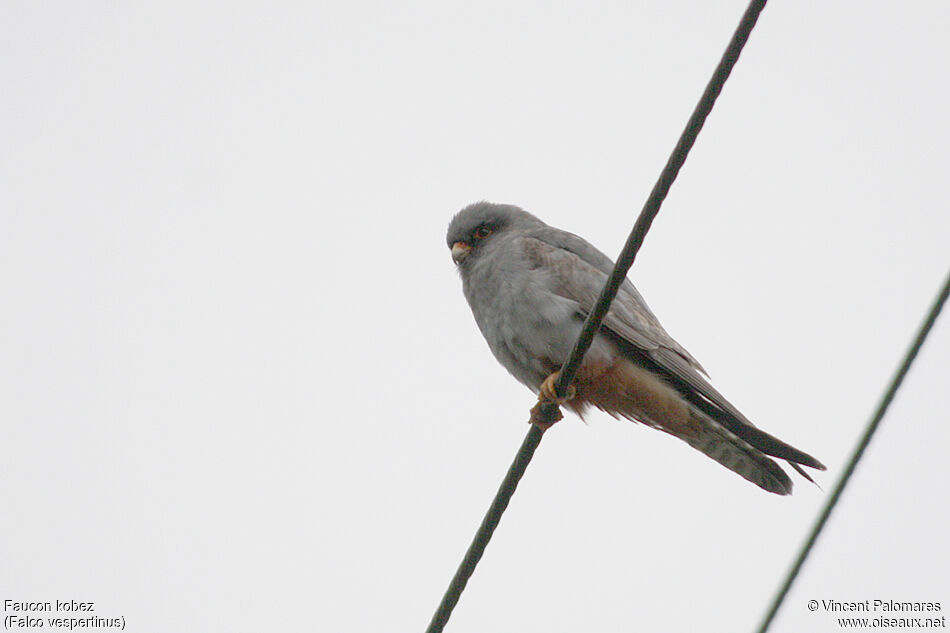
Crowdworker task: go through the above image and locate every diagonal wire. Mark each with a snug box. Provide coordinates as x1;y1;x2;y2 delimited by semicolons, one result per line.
755;266;950;633
424;424;544;633
545;0;769;413
425;2;769;631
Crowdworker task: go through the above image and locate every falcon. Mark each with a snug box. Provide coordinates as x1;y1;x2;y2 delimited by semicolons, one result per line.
447;201;825;494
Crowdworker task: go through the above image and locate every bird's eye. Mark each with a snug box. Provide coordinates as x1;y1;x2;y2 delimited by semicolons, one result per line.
473;226;493;240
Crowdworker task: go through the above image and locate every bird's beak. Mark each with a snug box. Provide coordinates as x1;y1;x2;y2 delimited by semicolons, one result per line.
451;241;472;264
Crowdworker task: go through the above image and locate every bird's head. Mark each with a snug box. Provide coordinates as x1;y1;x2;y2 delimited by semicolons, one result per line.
446;201;543;265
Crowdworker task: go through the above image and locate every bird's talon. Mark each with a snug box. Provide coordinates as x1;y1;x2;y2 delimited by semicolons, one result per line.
539;371;575;405
529;371;573;430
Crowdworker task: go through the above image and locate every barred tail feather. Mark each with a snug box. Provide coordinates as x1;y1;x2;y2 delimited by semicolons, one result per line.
679;408;793;495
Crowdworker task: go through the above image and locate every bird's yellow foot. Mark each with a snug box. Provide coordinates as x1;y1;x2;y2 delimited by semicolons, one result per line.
528;371;576;430
539;371;576;405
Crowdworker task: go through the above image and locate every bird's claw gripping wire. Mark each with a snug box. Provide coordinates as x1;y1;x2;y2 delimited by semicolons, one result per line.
539;370;576;404
529;371;576;430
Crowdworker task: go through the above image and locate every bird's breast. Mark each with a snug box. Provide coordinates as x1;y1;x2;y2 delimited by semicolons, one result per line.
462;255;587;392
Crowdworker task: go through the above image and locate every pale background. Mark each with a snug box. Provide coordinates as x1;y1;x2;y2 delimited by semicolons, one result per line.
2;2;948;632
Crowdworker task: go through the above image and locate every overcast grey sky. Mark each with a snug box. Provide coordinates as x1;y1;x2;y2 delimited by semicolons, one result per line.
2;2;948;632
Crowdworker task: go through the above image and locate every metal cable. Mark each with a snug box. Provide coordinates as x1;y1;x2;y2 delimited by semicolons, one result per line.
755;267;950;633
426;1;769;630
544;0;769;415
424;425;544;633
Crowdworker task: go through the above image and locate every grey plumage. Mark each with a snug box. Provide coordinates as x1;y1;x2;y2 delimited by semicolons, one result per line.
446;201;825;495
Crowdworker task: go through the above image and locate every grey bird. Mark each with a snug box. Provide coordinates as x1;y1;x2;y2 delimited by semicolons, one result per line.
446;201;825;495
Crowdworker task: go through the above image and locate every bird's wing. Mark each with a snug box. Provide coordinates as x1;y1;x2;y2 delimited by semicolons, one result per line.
522;234;825;471
523;231;703;367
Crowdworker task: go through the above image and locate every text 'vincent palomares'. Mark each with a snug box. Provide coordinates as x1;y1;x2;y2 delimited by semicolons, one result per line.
820;600;942;613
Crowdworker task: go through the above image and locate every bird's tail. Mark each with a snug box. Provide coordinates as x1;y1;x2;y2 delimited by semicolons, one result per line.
676;407;794;494
573;356;801;495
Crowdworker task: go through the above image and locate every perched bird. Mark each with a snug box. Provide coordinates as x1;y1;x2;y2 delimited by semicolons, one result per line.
446;201;825;495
